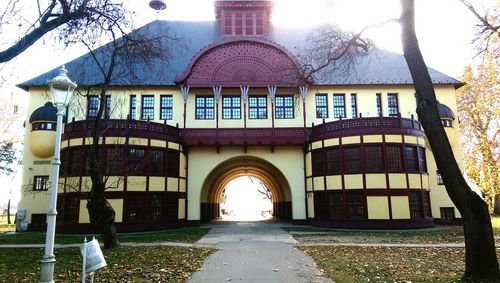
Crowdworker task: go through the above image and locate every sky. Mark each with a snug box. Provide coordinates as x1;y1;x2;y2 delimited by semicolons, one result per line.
0;0;484;212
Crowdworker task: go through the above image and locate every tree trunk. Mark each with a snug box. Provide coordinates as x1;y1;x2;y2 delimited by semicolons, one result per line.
87;184;119;249
400;0;500;280
7;198;11;224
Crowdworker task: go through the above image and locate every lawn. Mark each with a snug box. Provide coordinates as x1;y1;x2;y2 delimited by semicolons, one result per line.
0;246;214;282
299;245;500;283
0;227;210;245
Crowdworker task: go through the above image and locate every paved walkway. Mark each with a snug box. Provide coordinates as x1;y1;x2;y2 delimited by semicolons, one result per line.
188;221;332;283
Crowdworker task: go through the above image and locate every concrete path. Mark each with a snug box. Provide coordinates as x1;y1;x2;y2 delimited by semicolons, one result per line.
188;221;332;283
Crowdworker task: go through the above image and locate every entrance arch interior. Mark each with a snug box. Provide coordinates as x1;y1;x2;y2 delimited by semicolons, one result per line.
200;156;292;222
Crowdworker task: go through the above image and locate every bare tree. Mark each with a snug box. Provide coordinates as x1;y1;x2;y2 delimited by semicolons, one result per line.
400;0;499;280
72;25;180;248
0;0;129;63
458;0;499;55
248;176;272;201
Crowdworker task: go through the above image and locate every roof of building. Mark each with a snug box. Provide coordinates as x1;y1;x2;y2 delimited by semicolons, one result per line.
18;20;462;90
438;102;455;120
29;102;57;122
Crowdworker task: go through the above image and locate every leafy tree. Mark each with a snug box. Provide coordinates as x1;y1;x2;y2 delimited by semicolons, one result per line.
0;142;17;175
400;0;499;280
457;53;499;214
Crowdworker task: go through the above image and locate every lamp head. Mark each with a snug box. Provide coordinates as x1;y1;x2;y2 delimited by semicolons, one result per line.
48;65;77;106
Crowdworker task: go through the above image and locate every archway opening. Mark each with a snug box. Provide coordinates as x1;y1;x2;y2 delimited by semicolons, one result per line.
200;156;292;223
220;176;273;221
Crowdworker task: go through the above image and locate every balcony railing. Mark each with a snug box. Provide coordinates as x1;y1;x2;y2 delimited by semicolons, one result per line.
310;116;423;141
62;116;423;146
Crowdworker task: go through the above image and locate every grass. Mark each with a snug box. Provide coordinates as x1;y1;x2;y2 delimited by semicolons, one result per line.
0;246;214;282
0;227;210;245
299;245;498;283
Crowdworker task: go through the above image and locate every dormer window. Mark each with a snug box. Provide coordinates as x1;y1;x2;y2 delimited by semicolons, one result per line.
222;10;266;36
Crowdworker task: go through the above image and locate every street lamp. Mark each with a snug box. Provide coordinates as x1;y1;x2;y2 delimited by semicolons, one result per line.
40;65;77;283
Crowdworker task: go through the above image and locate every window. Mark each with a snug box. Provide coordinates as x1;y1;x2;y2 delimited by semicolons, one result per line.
32;122;56;131
150;149;164;176
106;147;124;175
275;95;294;119
404;146;419;172
223;11;232;34
69;149;84;176
365;146;384;172
418;147;427;173
125;194;145;222
315;94;328;118
314;191;343;219
386;145;402;172
347;191;365;218
30;214;47;231
222;96;241;119
249;96;267;119
436;170;444;185
440;207;455;222
409;191;422;218
64;196;79;224
329;192;343;218
160;95;173;120
333;94;345;118
130;95;137;119
141;95;154;120
326;148;341;174
387;93;399;117
343;147;360;172
129;148;145;175
87;96;99;119
33;176;49;191
104;95;111;119
376;93;382;117
442;119;452;127
147;193;162;222
351;93;358;118
166;149;180;177
422;191;431;217
222;10;266;36
195;96;215;120
312;150;324;176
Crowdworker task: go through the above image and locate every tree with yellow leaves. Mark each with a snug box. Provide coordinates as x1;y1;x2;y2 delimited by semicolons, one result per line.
457;52;499;214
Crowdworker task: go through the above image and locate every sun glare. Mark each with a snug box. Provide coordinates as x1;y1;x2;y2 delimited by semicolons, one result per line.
220;176;273;221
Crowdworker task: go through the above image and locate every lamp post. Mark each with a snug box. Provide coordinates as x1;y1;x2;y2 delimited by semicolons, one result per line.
40;66;77;283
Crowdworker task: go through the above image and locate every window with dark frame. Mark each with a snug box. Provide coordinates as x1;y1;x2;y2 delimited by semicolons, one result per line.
436;170;444;185
315;93;328;118
104;95;111;119
141;95;154;120
418;147;427;173
166;149;180;177
125;194;145;222
351;93;358;118
33;175;49;191
347;191;365;218
64;196;79;224
150;149;164;176
386;145;403;172
147;193;162;222
222;96;241;119
387;93;399;117
311;150;324;176
326;148;341;174
343;147;361;172
275;95;294;119
87;96;99;119
195;96;215;120
160;95;173;120
248;96;267;119
129;148;145;175
333;94;346;118
404;146;419;172
440;207;455;222
130;95;137;119
329;191;343;218
32;122;56;131
69;148;84;176
376;93;382;117
409;191;422;218
365;145;384;172
106;147;124;175
442;119;453;127
422;191;431;217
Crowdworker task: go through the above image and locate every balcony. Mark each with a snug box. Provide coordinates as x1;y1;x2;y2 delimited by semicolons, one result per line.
62;116;423;146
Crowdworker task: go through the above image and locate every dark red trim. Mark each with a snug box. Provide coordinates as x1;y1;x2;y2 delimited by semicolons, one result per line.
308;217;434;229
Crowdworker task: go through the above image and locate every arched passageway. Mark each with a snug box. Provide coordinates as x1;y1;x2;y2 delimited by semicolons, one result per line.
200;156;292;222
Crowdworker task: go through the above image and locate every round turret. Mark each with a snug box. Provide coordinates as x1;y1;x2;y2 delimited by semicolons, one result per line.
437;102;456;146
29;102;57;158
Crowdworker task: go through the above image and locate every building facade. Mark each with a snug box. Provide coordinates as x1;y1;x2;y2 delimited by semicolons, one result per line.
17;0;464;232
